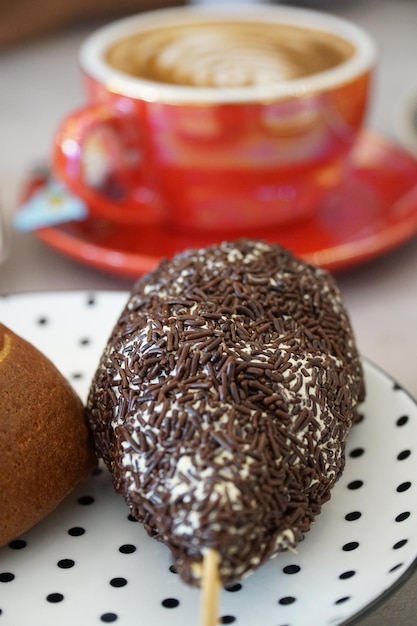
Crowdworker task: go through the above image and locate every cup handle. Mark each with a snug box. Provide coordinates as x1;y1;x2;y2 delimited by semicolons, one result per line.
53;103;164;225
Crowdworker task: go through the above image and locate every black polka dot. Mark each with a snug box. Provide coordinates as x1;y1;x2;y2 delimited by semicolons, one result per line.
221;617;236;624
92;467;103;476
0;572;15;583
9;540;27;549
169;564;178;574
46;593;64;603
110;577;127;588
224;583;242;592
339;570;356;580
397;450;411;461
393;539;408;550
396;512;411;522
119;544;136;554
79;337;91;346
394;383;403;391
101;613;118;622
162;598;179;608
389;563;404;573
68;527;85;536
335;596;350;604
127;514;138;522
342;541;359;552
397;481;412;493
345;511;362;521
78;495;95;505
37;316;48;325
347;480;364;490
396;415;409;426
57;559;75;569
71;372;84;380
349;447;365;458
279;596;296;605
283;564;301;575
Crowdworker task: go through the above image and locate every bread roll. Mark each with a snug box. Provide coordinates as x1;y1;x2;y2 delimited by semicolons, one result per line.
0;323;96;546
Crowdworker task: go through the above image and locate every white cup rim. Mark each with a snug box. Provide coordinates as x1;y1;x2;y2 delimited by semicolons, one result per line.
79;5;377;104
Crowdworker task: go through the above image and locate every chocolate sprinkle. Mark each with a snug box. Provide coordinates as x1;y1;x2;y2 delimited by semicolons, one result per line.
86;239;365;586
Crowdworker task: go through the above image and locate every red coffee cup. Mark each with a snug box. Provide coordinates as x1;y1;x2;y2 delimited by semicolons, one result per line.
53;5;377;232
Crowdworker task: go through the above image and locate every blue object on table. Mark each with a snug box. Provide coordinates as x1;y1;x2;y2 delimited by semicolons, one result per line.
14;178;88;231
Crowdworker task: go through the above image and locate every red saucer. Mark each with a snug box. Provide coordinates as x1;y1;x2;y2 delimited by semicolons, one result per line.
31;132;417;277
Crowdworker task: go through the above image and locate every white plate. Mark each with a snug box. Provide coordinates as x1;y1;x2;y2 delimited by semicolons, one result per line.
1;290;417;626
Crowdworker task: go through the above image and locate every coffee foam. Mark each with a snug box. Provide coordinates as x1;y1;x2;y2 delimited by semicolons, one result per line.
105;21;355;88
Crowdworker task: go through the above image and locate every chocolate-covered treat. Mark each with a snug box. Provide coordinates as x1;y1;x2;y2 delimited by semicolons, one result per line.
87;239;365;586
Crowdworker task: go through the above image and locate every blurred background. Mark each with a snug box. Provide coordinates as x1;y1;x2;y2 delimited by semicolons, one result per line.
1;0;415;221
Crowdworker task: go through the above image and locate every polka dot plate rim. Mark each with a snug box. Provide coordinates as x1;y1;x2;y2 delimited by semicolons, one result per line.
1;290;417;626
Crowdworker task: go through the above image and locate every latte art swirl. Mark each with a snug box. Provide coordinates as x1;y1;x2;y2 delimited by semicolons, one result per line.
106;21;354;88
135;30;301;87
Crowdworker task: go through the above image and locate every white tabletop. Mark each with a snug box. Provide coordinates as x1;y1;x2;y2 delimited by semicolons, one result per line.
1;1;417;623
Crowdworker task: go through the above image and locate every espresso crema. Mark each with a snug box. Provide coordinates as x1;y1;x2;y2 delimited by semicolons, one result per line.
105;20;355;88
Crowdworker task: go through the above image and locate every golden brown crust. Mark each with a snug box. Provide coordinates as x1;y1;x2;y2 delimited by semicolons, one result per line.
0;323;97;546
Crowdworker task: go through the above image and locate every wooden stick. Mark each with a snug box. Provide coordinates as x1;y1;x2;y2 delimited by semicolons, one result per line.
200;548;221;626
